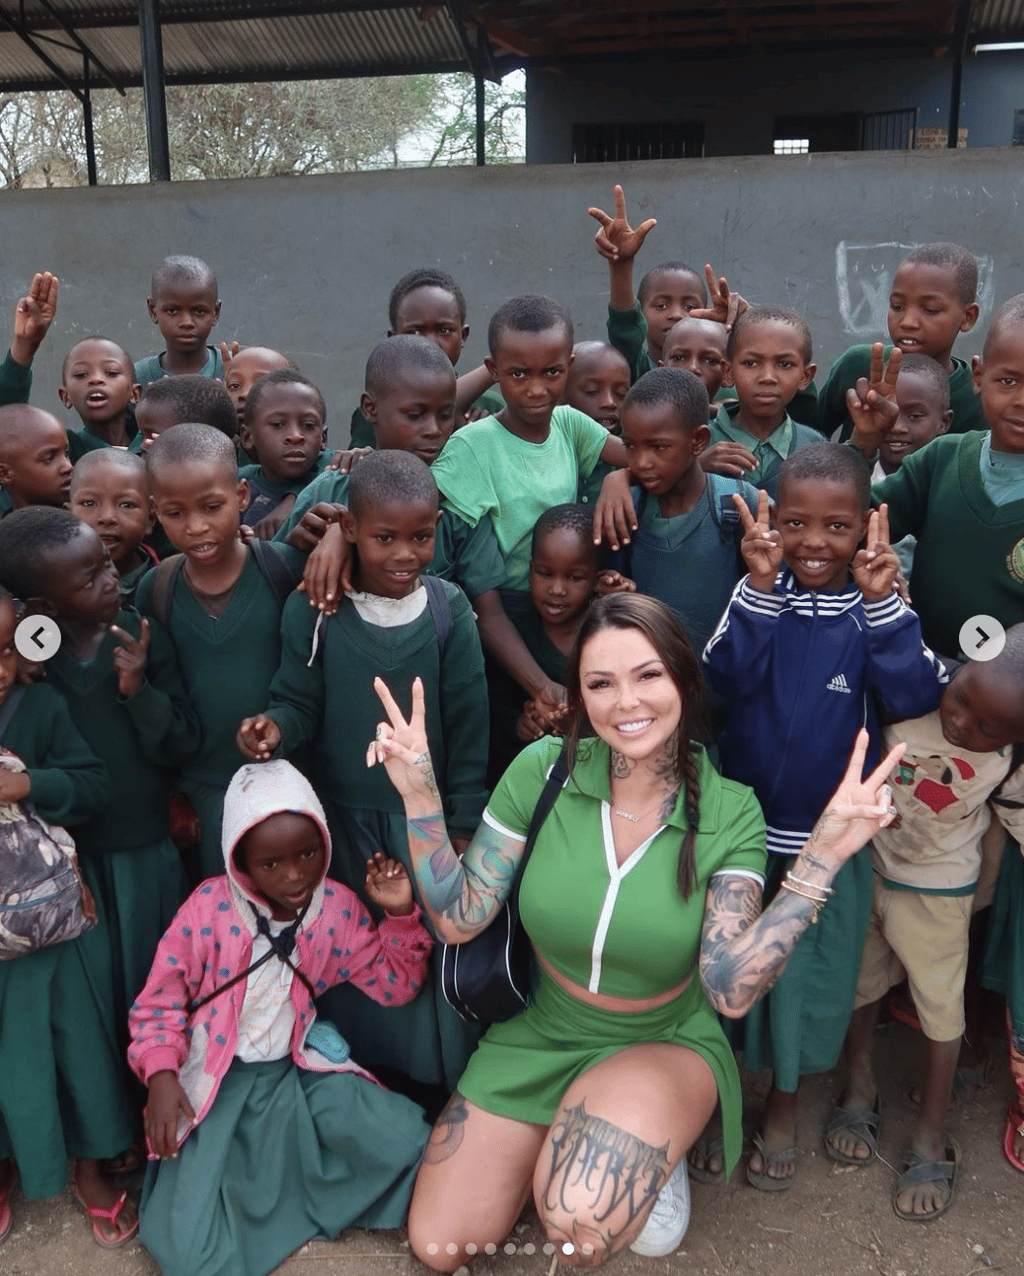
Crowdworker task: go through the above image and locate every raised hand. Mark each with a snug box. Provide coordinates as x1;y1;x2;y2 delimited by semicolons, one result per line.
364;851;414;916
852;503;900;601
691;263;748;332
236;714;281;760
734;489;782;592
805;729;905;867
700;441;758;479
367;677;440;804
846;342;901;453
218;340;240;377
11;271;59;364
110;619;150;699
587;184;657;264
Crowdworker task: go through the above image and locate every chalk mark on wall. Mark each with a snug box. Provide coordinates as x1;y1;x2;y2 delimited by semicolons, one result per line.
836;241;994;338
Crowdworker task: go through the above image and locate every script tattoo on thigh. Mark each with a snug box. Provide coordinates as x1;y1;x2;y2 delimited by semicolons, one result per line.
423;1093;470;1165
542;1101;669;1241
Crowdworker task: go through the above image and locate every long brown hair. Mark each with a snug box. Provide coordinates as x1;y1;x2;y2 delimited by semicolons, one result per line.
563;594;708;898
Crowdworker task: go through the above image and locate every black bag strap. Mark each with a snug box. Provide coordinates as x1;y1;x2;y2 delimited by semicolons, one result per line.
189;901;317;1014
421;574;454;659
509;745;571;918
150;554;186;630
0;683;26;742
251;538;300;605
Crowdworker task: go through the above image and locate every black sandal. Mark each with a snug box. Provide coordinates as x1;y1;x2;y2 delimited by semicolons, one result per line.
824;1094;880;1165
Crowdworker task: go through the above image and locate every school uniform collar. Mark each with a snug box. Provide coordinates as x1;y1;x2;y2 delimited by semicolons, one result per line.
775;567;862;616
568;737;726;833
717;401;793;459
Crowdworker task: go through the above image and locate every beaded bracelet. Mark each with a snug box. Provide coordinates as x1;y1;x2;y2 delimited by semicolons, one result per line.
785;871;834;897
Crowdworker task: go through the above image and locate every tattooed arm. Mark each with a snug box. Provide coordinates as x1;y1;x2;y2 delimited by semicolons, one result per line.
700;729;907;1017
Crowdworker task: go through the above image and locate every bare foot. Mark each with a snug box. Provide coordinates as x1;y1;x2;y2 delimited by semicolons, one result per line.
894;1131;954;1218
74;1158;138;1245
687;1113;724;1180
826;1074;877;1162
748;1087;798;1185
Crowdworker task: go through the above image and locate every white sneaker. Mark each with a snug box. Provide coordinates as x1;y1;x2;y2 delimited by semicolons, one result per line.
629;1159;691;1257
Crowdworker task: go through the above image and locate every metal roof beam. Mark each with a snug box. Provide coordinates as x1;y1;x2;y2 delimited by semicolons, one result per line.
34;0;126;93
0;3;84;99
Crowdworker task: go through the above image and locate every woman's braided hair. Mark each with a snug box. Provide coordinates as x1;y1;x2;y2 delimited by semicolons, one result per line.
563;594;708;898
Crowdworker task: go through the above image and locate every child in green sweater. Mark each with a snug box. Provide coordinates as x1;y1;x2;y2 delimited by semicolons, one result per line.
135;424;301;880
68;450;158;606
239;450;488;1097
0;405;72;513
134;256;223;390
59;337;143;458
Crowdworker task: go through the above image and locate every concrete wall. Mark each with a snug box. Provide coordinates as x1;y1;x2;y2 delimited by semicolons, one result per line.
526;49;1024;162
2;146;1022;444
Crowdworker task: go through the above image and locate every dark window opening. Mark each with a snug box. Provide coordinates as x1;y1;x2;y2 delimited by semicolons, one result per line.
572;121;705;163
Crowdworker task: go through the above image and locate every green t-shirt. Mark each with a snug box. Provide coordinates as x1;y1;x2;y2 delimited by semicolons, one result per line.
133;346;225;390
430;406;609;591
485;735;766;998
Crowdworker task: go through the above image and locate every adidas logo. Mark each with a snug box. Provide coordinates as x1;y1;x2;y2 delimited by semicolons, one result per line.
826;673;851;694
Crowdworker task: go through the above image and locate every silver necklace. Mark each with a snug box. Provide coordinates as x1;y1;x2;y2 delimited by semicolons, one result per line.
612;791;675;823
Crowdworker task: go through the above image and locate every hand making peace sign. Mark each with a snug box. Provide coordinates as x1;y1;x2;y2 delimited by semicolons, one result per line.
367;677;440;805
846;341;901;454
851;502;900;602
733;488;783;593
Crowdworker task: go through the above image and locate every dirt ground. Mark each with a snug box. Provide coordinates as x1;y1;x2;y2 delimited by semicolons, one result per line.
3;1018;1021;1276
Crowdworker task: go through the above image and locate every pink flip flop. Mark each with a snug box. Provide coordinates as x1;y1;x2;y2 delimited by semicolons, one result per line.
1004;1097;1024;1174
75;1187;139;1249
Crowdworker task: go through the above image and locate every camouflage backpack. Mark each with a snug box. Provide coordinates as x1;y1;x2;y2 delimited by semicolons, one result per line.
0;687;94;960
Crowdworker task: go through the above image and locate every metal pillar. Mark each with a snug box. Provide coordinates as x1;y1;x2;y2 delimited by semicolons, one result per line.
82;55;97;186
948;0;973;149
138;0;170;181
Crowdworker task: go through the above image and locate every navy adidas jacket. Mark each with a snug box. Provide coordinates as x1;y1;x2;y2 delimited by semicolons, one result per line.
703;570;947;855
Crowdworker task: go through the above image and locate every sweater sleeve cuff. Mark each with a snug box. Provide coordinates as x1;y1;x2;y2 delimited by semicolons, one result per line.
736;577;785;616
139;1048;182;1084
380;905;431;942
861;591;905;626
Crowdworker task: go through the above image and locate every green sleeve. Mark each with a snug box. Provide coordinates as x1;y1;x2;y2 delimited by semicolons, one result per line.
713;777;768;878
606;302;651;384
566;406;612;477
119;611;201;767
264;590;325;753
348;407;374;450
273;470;350;546
0;350;31;406
788;381;821;433
438;510;505;599
430;433;492;528
486;735;563;834
16;685;111;826
439;587;490;836
871;436;940;542
816;345;873;440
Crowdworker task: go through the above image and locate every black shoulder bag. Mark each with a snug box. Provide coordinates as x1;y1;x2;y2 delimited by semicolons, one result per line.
440;746;570;1024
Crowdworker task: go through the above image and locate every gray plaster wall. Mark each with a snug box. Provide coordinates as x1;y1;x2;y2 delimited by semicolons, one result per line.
526;49;1024;161
2;146;1022;445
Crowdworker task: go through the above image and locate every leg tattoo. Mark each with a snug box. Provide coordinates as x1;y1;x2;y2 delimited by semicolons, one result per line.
423;1093;469;1165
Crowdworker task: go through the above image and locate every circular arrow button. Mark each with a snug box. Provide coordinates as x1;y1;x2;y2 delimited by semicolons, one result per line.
14;615;61;662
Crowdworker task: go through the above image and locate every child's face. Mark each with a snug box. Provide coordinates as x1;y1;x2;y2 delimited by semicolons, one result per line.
150;459;248;567
242;383;325;482
59;339;140;427
529;528;597;629
726;320;815;428
391;287;468;368
147;280;221;356
135;397;184;453
238;811;326;922
0;413;72;508
661;318;727;397
972;327;1024;454
640;269;706;358
774;476;869;593
879;368;952;471
69;467;153;574
486;325;574;434
39;525;121;626
343;497;439;599
364;368;457;465
225;348;292;426
0;599;19;704
620;400;709;499
887;262;978;363
563;348;631;433
939;662;1024;754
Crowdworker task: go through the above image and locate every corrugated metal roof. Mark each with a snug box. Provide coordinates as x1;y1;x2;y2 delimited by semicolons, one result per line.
974;0;1024;38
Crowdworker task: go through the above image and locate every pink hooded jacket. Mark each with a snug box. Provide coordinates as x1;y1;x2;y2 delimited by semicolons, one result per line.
128;759;432;1148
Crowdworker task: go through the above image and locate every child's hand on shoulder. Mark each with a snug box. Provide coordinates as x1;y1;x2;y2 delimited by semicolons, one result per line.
846;342;901;454
691;263;748;332
587;184;657;264
700;441;758;479
237;714;281;760
595;569;635;597
251;495;296;541
145;1070;196;1160
286;501;344;553
593;468;637;551
365;851;413;916
297;519;350;614
327;447;373;474
852;504;901;601
734;489;782;592
110;619;150;699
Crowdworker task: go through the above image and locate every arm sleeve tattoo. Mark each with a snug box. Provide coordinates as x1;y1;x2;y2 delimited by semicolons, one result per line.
698;872;819;1017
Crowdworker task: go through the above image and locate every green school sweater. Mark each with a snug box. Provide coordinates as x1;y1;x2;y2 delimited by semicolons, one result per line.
267;581;489;836
273;469;506;599
820;344;984;441
44;608;200;852
135;549;291;788
0;349;31;407
67;410;144;461
4;681;110;826
874;431;1024;658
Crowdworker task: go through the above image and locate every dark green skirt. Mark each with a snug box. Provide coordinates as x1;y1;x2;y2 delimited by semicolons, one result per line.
80;835;190;1040
733;847;873;1091
139;1056;430;1276
457;968;746;1177
316;803;484;1090
0;935;136;1197
981;836;1024;1038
